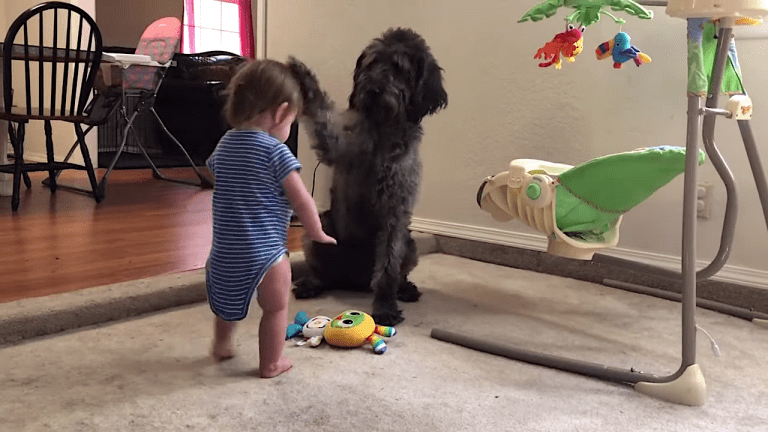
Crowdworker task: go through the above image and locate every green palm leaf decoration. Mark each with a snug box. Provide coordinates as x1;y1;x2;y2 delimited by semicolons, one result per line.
519;0;653;27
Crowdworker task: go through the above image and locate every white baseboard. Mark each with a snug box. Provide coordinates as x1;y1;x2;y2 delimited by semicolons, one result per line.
1;153;46;197
24;152;52;164
0;174;12;197
410;217;768;291
18;151;91;168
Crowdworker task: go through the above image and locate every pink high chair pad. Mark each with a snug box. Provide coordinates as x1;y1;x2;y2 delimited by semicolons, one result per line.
140;17;182;40
124;17;181;90
135;17;181;64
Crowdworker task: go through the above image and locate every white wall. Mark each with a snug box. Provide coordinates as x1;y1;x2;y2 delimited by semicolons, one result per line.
95;0;182;48
265;1;768;288
0;3;6;32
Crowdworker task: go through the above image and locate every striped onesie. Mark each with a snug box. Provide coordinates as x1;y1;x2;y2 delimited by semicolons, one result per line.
205;129;302;321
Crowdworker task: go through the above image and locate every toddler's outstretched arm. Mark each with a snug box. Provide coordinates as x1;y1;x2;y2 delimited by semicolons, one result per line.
282;171;336;244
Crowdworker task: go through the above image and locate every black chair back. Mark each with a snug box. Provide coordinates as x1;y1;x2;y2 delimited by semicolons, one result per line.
2;1;102;121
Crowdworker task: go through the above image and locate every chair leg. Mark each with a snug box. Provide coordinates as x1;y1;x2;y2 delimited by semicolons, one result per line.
146;107;213;189
11;123;26;211
7;122;31;189
74;123;102;203
42;124;94;188
44;120;57;193
97;110;139;198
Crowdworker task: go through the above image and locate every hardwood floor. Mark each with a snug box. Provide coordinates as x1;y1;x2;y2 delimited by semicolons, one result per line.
0;168;305;304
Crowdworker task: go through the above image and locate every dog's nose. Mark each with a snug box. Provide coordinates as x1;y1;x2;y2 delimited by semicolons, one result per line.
363;89;380;102
362;89;399;121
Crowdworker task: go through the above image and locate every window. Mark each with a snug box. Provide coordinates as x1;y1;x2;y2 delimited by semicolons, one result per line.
182;0;254;56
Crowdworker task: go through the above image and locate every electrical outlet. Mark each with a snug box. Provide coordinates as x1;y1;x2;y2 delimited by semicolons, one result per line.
697;182;714;219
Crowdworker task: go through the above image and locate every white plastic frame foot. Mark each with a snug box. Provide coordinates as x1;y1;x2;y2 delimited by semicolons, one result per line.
634;364;707;406
726;95;753;119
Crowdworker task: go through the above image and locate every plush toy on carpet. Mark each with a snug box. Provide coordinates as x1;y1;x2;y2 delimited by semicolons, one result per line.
324;310;397;354
286;311;332;347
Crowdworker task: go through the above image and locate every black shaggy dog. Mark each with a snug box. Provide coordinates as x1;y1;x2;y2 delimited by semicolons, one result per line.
288;28;447;326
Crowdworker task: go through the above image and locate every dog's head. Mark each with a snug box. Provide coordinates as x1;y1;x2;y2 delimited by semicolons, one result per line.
349;28;447;125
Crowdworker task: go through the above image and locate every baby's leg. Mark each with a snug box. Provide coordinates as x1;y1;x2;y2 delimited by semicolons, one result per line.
257;257;293;378
212;316;237;362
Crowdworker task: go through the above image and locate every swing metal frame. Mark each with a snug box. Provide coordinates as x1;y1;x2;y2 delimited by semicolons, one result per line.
431;2;768;405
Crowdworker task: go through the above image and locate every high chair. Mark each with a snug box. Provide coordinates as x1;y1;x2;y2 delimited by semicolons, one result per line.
49;16;212;198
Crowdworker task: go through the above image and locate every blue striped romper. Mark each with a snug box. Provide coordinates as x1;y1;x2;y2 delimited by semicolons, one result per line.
205;129;302;321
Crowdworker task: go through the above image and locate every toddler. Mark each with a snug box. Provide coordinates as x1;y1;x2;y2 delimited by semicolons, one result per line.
206;59;335;378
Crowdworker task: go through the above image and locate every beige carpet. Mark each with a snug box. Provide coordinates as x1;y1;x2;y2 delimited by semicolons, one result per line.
1;253;766;431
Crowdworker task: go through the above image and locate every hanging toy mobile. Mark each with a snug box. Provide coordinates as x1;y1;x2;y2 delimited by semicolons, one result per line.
534;23;586;69
519;0;653;28
520;1;653;70
595;31;652;68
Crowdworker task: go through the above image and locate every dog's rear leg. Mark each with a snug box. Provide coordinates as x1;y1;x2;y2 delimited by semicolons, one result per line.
397;233;422;302
397;280;421;302
292;276;326;299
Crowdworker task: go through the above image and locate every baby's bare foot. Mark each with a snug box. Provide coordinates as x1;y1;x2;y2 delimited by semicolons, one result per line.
212;341;235;362
259;357;292;378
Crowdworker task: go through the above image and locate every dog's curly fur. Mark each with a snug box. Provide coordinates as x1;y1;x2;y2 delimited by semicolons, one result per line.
288;28;447;326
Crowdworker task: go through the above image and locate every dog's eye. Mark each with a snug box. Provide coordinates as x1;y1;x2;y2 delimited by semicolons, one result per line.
567;23;575;31
580;26;586;33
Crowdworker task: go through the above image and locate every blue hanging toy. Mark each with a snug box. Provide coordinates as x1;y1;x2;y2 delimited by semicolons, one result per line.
595;31;651;69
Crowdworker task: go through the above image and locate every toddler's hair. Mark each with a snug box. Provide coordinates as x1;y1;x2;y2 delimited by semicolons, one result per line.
223;59;302;129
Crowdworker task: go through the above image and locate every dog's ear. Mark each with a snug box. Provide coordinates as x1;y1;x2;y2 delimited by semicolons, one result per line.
347;52;367;111
407;55;448;123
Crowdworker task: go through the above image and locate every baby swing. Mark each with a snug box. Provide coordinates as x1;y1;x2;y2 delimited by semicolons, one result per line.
432;0;768;406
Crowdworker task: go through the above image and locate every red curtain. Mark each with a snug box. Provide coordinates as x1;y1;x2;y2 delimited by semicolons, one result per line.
181;0;254;57
182;0;196;53
235;0;255;58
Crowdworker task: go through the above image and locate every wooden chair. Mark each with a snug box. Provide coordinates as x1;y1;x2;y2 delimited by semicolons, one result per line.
0;1;103;211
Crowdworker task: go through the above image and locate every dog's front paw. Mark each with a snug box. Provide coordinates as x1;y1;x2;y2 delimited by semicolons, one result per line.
397;280;422;302
292;277;325;299
372;309;404;327
286;56;327;117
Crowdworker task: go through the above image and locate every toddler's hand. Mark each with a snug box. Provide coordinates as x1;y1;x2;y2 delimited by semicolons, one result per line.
307;232;337;245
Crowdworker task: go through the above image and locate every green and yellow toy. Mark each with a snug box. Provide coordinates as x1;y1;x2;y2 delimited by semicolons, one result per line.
324;310;397;354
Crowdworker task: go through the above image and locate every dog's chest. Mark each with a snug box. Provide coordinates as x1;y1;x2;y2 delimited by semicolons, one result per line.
333;155;420;215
